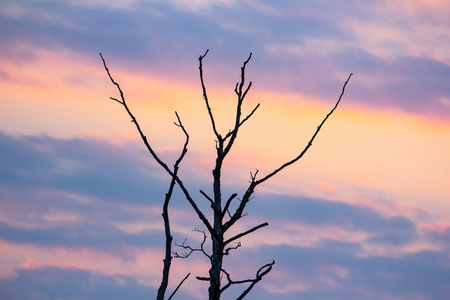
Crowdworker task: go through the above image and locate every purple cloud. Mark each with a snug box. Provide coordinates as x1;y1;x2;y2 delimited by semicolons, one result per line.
0;266;158;300
1;132;449;299
2;0;449;118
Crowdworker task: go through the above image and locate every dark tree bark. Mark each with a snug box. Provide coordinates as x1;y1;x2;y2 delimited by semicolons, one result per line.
101;50;352;300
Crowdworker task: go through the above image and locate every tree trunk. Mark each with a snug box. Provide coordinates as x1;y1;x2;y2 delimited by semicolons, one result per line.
208;236;223;299
209;160;224;299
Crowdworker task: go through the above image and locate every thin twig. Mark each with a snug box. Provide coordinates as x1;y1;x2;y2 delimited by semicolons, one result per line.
199;49;221;143
224;242;241;255
167;273;191;300
223;52;253;156
173;229;211;261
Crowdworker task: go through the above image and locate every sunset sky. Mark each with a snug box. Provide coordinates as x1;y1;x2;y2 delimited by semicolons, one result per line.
1;0;450;299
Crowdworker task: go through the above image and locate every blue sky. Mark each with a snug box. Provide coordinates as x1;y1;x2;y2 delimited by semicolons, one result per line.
1;0;450;299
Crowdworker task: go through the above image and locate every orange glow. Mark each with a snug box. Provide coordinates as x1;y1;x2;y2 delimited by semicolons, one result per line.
2;47;449;222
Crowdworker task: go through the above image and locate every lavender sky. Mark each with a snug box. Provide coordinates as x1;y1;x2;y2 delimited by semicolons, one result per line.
1;0;450;299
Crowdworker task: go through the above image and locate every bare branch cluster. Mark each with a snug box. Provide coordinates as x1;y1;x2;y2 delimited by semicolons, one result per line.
100;50;352;300
173;229;211;260
221;260;275;299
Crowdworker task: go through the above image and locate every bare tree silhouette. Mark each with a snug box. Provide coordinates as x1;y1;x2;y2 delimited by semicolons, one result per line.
100;50;352;300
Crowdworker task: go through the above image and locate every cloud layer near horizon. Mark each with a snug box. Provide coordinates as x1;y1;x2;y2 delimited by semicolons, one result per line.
1;132;449;299
1;0;450;299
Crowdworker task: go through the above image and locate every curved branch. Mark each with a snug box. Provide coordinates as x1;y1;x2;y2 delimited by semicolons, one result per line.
236;260;275;300
255;73;353;185
224;241;241;255
100;53;171;174
100;53;218;241
224;73;352;232
220;260;275;296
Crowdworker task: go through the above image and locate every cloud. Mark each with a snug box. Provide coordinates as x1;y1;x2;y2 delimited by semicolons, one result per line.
0;129;434;251
238;243;450;300
247;193;418;247
0;265;158;300
425;224;450;247
0;131;167;203
2;0;450;118
1;131;449;299
336;49;450;116
0;221;163;250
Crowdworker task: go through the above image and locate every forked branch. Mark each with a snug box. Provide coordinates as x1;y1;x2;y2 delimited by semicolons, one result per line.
173;229;211;261
225;73;353;232
100;53;219;241
220;260;275;297
223;52;254;156
223;103;260;142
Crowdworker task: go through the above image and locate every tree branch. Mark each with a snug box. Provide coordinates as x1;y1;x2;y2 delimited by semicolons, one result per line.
157;113;191;298
224;73;353;232
100;52;219;241
100;53;172;177
224;222;268;245
222;193;237;220
236;260;275;300
157;159;181;300
255;73;353;185
223;103;260;142
196;276;211;281
223;52;253;156
167;273;190;300
222;178;256;233
199;49;222;145
173;229;211;261
200;190;218;214
220;260;275;296
224;242;241;255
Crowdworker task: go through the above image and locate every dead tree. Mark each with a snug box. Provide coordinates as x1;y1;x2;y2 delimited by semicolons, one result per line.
100;50;352;300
